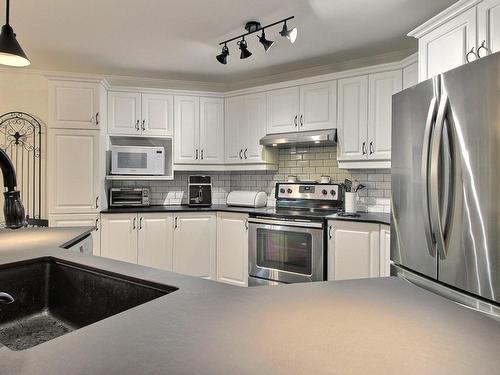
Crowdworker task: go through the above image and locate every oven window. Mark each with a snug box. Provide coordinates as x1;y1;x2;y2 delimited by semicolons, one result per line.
117;152;147;169
256;228;312;275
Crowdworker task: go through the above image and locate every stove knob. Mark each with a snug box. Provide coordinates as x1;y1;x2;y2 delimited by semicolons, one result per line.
330;189;336;196
279;188;285;194
287;188;293;194
322;189;328;196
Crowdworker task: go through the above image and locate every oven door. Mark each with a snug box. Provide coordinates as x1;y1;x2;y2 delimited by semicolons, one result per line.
248;217;324;283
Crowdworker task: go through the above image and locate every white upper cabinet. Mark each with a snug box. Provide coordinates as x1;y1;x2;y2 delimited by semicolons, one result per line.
142;94;174;136
108;92;141;135
174;95;200;164
224;96;246;163
402;62;419;90
49;81;103;130
299;81;337;131
478;0;500;55
172;213;217;280
266;87;300;134
337;75;369;162
410;0;500;81
137;213;173;271
48;129;100;214
199;97;224;163
108;91;173;136
367;70;402;160
174;96;224;165
101;213;138;264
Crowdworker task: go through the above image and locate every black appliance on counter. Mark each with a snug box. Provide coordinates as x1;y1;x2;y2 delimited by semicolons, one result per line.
188;176;212;207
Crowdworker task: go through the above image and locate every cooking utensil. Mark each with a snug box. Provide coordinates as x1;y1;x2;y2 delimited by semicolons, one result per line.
355;184;365;192
344;179;352;192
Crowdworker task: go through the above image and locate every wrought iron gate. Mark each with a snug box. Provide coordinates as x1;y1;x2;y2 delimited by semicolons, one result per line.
0;112;46;226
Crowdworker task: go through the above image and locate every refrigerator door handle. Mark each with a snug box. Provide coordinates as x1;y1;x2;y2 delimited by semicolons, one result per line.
422;95;439;257
430;91;450;259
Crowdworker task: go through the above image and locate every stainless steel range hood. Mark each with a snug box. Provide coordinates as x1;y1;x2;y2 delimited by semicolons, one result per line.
260;129;337;148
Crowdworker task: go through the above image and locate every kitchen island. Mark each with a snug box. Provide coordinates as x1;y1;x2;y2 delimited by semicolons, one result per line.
0;229;498;374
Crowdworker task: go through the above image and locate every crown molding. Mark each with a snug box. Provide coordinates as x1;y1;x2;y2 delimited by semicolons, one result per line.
408;0;481;38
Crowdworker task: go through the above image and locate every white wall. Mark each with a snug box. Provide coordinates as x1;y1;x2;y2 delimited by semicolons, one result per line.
0;69;49;223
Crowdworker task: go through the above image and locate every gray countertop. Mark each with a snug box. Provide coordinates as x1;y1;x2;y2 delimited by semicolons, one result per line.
0;231;498;374
102;204;391;225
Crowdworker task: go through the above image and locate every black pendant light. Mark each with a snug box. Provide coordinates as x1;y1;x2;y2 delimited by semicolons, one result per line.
0;0;30;67
216;44;229;65
280;20;298;44
238;37;252;59
257;30;274;52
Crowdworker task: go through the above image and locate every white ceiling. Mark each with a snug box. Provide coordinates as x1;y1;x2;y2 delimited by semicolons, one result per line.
9;0;456;84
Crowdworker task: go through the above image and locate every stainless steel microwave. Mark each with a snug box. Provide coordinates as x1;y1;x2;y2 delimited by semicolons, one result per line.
110;145;165;175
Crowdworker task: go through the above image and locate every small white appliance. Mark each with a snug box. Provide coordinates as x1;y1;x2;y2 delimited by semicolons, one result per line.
110;145;165;175
226;191;268;208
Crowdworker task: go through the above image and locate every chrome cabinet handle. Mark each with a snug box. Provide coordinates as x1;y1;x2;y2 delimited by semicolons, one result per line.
244;148;247;159
369;141;374;155
135;120;140;131
362;141;367;155
300;114;303;127
139;217;143;230
132;217;136;230
201;149;204;160
239;149;243;159
244;219;248;230
174;217;178;229
95;112;99;127
465;47;478;63
294;115;298;127
95;196;99;209
328;225;333;240
195;149;199;160
477;40;489;58
141;120;145;131
95;218;99;231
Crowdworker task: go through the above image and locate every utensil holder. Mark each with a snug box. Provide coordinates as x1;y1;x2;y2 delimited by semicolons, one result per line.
344;192;357;214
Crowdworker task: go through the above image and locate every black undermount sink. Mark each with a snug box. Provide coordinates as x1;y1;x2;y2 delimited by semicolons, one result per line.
0;258;177;350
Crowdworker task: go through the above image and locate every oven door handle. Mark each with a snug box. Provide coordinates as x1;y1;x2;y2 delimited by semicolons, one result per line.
248;217;323;229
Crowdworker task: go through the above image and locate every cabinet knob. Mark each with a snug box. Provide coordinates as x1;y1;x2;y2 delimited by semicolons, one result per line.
362;141;367;155
244;148;247;159
95;112;99;127
300;114;303;127
135;120;140;131
195;149;199;160
293;115;298;127
95;196;99;209
132;217;136;230
244;219;248;230
201;149;204;160
239;149;243;159
174;217;178;229
328;225;333;240
141;120;145;131
369;141;374;155
95;218;99;231
139;217;143;230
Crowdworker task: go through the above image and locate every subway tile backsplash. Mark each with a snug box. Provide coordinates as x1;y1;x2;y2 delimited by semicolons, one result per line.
111;146;391;213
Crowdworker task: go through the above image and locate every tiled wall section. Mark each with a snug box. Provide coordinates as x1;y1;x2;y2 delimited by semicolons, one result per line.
112;146;391;213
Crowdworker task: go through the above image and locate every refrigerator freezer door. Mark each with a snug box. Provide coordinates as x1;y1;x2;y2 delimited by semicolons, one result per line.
391;79;438;278
437;52;499;303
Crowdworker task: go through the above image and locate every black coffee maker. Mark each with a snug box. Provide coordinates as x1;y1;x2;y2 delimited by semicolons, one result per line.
188;175;212;207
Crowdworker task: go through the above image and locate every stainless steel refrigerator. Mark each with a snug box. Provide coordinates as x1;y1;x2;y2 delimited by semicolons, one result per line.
391;52;499;318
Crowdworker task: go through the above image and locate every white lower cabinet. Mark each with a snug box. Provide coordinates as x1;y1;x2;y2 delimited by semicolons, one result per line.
100;213;138;263
172;213;217;280
379;225;391;277
327;220;381;281
49;213;101;256
216;212;248;286
137;213;174;271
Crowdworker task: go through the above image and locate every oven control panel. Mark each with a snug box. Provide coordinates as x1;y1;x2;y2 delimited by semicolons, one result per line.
276;183;340;200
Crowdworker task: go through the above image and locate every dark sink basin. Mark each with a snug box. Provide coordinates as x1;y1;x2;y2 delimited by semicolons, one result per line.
0;257;177;350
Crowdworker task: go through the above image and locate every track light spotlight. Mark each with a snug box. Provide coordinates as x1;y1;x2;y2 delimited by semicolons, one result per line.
238;38;252;59
216;44;229;65
280;21;298;44
258;30;274;52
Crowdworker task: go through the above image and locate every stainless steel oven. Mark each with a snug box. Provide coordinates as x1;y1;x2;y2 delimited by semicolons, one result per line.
248;216;325;286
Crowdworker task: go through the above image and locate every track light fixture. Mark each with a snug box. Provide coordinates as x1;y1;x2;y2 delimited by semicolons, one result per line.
0;0;30;67
216;16;296;65
280;20;298;44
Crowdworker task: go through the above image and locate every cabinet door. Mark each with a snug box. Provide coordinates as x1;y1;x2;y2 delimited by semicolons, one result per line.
224;96;245;163
418;8;476;80
100;213;138;263
174;96;200;164
142;93;174;136
478;0;500;55
199;97;224;164
367;70;402;161
337;76;368;161
327;220;380;281
172;213;216;279
48;129;100;214
48;213;100;256
299;81;337;131
48;81;101;130
108;91;142;135
137;213;173;271
266;87;300;134
244;93;267;162
402;62;418;90
217;212;248;286
379;225;391;277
